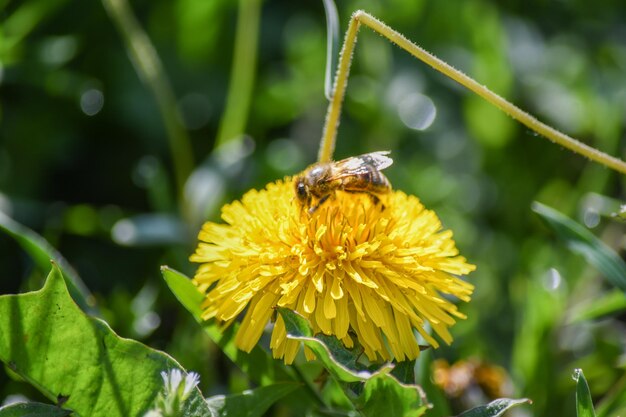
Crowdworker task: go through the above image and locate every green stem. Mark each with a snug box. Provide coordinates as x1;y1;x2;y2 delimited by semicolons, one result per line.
318;14;360;163
102;0;194;198
215;0;262;148
318;10;626;175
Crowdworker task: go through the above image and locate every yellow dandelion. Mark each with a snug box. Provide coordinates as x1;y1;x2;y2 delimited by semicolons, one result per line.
190;178;475;364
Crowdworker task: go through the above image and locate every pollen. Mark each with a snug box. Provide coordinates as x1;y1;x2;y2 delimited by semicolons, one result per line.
191;178;475;364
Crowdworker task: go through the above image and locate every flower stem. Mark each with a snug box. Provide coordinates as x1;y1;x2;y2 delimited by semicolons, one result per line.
215;0;262;148
318;13;360;163
102;0;194;198
318;10;626;175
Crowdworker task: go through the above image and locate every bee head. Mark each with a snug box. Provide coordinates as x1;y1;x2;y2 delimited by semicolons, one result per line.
294;176;308;203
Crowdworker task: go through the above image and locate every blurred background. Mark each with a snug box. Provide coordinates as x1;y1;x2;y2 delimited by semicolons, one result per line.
1;0;625;415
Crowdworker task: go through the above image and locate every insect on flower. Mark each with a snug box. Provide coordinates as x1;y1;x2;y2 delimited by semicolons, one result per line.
190;7;626;367
294;150;393;214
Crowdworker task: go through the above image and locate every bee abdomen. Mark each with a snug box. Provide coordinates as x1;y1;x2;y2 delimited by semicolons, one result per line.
369;170;390;189
340;169;391;194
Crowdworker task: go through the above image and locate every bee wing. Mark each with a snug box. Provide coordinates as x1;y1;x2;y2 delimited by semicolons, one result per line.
333;151;393;176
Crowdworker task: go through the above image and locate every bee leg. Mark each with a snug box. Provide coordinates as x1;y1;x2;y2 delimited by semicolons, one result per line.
308;194;331;214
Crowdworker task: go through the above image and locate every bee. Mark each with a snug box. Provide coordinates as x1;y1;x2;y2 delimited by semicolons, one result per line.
294;151;393;214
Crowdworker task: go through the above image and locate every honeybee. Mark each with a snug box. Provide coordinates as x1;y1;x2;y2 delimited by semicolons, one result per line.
294;151;393;214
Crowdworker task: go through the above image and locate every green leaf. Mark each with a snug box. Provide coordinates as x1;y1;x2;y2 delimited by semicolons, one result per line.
569;290;626;323
277;308;428;416
161;266;296;386
0;211;95;314
0;265;211;417
205;382;299;417
276;307;365;383
277;306;313;338
574;369;597;417
315;334;361;372
390;360;416;385
456;398;532;417
161;266;205;318
532;202;626;292
0;402;71;417
357;370;428;417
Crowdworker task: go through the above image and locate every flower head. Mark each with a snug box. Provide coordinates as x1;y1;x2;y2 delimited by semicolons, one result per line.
191;179;475;364
145;369;200;417
160;369;200;401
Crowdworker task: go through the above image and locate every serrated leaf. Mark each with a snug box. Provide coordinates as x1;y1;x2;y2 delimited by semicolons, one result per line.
277;307;427;416
315;334;361;372
574;369;597;417
357;370;428;417
0;211;95;314
277;307;365;383
0;402;71;417
161;267;296;386
0;265;211;417
206;382;299;417
532;202;626;292
456;398;532;417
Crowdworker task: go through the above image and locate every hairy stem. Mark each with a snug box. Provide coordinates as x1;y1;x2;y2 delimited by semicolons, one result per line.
318;14;360;163
318;10;626;175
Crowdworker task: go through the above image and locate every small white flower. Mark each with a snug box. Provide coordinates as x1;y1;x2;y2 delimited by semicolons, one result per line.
161;369;184;396
182;372;200;400
151;368;202;416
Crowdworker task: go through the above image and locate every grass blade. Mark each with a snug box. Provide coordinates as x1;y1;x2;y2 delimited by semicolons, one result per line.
574;369;597;417
532;202;626;292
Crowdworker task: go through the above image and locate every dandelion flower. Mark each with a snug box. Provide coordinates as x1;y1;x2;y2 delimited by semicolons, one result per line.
191;179;475;364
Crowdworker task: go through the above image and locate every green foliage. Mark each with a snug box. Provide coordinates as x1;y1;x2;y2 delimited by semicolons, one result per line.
205;383;299;417
2;0;626;416
0;402;71;417
0;212;94;314
0;266;210;417
356;372;427;417
455;398;531;417
532;202;626;292
277;308;365;383
569;290;626;323
574;369;597;417
161;267;296;387
277;308;428;416
597;381;626;417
